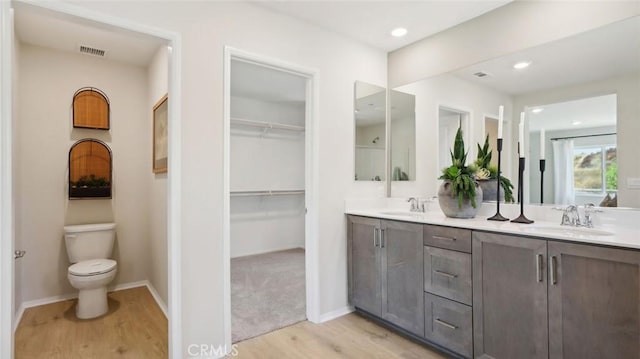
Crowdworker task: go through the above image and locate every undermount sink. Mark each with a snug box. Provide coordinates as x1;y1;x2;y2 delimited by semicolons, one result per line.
521;225;614;237
378;210;423;217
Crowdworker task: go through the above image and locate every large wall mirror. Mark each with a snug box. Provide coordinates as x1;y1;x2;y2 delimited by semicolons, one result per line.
390;15;640;209
354;81;386;181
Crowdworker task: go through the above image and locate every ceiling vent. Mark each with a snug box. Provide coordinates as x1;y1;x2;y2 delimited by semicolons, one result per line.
473;71;490;78
78;45;107;58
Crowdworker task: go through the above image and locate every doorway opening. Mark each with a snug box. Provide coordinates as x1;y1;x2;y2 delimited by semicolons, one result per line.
223;47;319;349
438;106;470;171
3;2;181;358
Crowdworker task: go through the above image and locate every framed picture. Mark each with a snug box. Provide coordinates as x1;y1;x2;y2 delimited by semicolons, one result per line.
153;94;168;173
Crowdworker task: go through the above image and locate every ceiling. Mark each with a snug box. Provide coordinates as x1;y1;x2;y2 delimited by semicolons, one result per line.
527;94;616;132
12;1;514;69
14;4;166;67
252;0;512;52
452;16;640;95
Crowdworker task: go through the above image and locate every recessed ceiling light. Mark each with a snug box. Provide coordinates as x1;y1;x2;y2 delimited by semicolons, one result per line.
513;61;532;70
572;121;582;125
532;108;544;114
391;28;408;37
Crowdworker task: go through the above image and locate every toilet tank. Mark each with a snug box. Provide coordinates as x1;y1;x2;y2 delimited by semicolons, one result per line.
64;223;116;263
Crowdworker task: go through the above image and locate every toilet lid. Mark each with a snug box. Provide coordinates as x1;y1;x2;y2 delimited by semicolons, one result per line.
69;259;117;276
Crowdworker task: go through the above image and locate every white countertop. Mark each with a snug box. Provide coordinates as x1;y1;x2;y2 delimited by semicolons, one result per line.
345;198;640;250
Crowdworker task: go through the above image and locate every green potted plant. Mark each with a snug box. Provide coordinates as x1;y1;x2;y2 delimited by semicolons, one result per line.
438;127;483;218
473;135;514;203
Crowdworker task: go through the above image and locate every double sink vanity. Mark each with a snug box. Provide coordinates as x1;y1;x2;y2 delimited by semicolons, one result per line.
346;200;640;358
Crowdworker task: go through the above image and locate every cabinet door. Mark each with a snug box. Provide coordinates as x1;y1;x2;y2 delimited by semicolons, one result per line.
473;232;548;359
548;242;640;359
347;216;382;316
381;220;424;336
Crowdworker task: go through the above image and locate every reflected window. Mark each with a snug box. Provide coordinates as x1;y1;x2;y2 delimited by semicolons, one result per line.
573;145;617;194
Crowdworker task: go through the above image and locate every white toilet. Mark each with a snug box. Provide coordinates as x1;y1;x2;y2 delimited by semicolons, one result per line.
64;223;118;319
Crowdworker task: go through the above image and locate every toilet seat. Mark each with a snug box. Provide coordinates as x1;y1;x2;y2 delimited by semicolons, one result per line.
69;259;117;276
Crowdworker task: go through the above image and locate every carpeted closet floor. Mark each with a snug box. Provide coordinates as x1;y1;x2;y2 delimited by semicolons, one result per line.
231;248;306;343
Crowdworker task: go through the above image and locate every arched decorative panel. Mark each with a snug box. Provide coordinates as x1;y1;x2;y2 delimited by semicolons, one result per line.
69;139;112;199
72;87;110;129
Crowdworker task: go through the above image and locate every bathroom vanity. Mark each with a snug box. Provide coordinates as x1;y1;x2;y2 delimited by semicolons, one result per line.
346;204;640;359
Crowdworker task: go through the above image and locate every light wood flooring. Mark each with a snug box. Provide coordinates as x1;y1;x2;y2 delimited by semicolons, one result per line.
233;313;446;359
15;286;167;359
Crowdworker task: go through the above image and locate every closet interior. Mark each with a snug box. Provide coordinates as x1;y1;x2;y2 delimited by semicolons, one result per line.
229;59;307;343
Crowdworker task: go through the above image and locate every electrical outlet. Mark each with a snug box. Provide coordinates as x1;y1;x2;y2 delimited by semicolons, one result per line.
627;178;640;189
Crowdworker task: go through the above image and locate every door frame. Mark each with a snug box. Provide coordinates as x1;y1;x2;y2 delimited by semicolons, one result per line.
0;2;183;358
222;46;320;350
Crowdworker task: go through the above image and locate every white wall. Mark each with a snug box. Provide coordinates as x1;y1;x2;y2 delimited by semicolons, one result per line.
65;2;387;355
147;46;169;306
16;44;150;303
389;1;640;87
393;73;512;199
230;96;305;258
514;73;640;208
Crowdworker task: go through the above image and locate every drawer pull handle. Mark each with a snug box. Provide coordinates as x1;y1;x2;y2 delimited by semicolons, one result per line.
434;270;458;279
433;235;456;242
435;318;457;330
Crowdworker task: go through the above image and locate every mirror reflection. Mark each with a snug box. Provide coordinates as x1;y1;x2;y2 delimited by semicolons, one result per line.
391;15;639;208
390;90;415;181
354;81;386;181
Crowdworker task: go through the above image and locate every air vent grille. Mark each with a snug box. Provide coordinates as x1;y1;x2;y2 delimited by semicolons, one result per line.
473;72;489;78
79;45;107;57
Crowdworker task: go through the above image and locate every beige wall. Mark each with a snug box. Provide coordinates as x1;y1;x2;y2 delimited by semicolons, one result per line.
513;73;640;208
389;1;640;87
16;44;151;302
147;47;169;307
68;1;387;354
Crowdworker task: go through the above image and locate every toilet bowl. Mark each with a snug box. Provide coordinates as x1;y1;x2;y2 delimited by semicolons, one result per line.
67;259;117;319
64;223;117;319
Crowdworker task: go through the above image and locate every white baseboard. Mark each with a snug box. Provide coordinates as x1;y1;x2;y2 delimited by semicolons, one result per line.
232;246;305;259
318;306;354;323
13;279;168;333
144;280;168;318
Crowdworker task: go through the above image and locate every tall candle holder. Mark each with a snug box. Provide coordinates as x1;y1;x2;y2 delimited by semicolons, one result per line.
488;138;509;221
512;157;534;224
540;159;546;204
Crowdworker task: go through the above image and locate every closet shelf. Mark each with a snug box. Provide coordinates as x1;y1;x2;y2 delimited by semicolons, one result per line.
231;190;305;197
231;118;305;132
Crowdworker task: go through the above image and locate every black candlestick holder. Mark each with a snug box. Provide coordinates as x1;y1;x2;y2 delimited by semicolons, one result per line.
488;138;509;221
512;157;534;224
540;159;546;204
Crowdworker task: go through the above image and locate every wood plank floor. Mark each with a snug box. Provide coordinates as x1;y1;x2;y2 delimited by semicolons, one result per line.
233;313;446;359
15;286;167;359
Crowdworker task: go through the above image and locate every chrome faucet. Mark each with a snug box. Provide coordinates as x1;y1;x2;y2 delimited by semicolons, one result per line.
561;205;581;227
408;197;425;212
583;203;598;228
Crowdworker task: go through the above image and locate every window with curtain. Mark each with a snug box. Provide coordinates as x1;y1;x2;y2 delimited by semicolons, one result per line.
573;145;617;194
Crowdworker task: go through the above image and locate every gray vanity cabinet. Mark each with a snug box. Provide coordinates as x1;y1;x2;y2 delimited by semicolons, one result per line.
348;216;383;316
472;231;549;359
547;241;640;359
347;216;424;337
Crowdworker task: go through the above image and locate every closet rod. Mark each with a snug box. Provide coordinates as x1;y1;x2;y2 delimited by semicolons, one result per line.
550;132;616;141
230;190;305;197
230;118;305;132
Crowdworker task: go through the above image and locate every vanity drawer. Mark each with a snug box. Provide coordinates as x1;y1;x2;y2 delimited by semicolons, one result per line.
424;246;472;305
425;293;473;359
424;225;472;253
